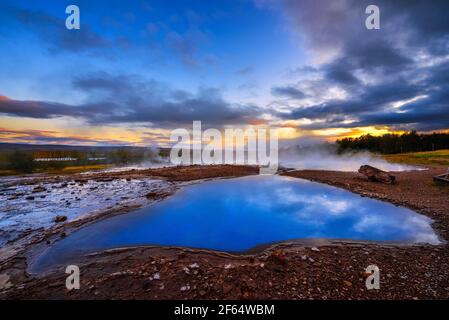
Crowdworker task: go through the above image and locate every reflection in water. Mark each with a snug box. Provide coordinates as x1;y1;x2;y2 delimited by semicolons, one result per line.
31;175;439;273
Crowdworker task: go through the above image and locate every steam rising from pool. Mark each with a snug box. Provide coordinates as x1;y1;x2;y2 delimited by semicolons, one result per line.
279;144;420;172
90;144;420;173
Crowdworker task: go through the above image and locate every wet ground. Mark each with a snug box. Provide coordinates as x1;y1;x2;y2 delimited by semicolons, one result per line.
0;178;170;246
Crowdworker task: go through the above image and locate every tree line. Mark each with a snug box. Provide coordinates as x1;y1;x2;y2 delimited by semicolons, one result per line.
0;148;162;173
336;131;449;154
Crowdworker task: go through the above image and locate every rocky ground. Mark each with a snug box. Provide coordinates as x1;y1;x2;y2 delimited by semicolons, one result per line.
1;164;449;299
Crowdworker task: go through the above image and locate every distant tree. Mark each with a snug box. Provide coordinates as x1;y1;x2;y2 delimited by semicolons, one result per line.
336;131;449;154
7;151;35;173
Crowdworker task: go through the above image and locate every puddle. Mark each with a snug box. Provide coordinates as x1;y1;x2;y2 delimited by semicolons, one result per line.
29;175;440;274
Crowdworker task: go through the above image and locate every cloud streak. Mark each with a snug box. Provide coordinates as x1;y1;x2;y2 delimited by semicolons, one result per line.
0;5;108;53
265;0;449;131
0;73;264;128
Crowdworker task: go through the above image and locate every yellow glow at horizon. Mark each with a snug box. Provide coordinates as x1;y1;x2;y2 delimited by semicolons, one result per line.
0;116;172;145
312;126;403;139
0;116;427;147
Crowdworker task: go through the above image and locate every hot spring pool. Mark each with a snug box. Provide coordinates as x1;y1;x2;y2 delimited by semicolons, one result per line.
30;175;440;273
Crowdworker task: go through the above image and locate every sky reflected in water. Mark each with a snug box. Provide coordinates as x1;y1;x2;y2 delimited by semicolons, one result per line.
31;175;440;273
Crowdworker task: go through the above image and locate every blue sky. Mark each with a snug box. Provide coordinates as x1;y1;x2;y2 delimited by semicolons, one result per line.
0;0;302;105
0;0;448;145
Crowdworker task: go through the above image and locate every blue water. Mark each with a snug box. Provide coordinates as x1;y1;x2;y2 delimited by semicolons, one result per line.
30;175;439;273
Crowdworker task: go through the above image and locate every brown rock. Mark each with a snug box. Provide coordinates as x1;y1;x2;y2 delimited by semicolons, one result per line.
358;165;395;184
268;250;288;266
343;280;352;287
146;192;159;199
223;283;233;294
32;186;46;193
54;215;68;223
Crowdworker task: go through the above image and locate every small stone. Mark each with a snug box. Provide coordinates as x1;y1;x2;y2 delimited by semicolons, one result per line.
0;274;12;290
180;285;190;291
343;280;352;287
223;283;233;294
146;192;159;199
32;186;46;193
268;250;287;265
152;272;160;280
54;215;67;223
311;247;320;252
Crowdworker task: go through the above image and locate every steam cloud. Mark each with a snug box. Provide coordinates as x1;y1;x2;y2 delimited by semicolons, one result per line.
279;144;420;172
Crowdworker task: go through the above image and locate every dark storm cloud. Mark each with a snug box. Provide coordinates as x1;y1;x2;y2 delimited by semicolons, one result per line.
266;0;449;131
0;128;128;145
353;88;449;131
0;6;108;52
271;86;306;99
275;0;449;57
0;74;263;127
0;98;82;119
276;78;425;120
323;62;360;86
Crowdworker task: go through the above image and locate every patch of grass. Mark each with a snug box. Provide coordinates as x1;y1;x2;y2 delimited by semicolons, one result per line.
0;169;19;176
46;164;113;174
383;149;449;166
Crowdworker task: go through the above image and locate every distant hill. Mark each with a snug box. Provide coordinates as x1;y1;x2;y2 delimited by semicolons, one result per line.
0;142;167;152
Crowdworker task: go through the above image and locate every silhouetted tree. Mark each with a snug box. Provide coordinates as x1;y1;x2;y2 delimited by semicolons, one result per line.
336;131;449;154
7;151;35;173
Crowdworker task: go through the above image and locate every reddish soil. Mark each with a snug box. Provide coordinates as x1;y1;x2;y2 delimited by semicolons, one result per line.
1;165;449;300
1;164;260;187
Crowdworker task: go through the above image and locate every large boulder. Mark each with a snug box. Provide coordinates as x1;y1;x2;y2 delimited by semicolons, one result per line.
358;165;395;184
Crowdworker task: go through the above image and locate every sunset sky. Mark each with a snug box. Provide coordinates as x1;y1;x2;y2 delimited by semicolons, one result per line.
0;0;448;146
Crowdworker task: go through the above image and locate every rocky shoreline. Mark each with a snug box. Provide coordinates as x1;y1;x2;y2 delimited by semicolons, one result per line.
1;165;449;299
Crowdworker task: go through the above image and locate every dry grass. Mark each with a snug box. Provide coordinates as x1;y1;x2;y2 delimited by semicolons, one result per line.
0;169;18;176
383;149;449;166
45;164;113;174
